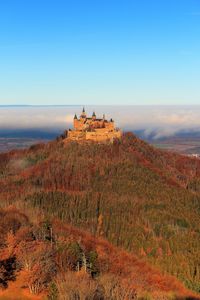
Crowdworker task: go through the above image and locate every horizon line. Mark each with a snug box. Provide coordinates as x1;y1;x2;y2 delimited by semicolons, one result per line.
1;104;200;107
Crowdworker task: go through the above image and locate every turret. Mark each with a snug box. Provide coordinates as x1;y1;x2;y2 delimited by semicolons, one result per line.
80;107;86;119
73;113;79;130
109;118;114;130
92;111;96;120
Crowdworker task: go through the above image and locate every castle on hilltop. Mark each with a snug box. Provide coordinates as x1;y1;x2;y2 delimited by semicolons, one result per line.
67;108;122;142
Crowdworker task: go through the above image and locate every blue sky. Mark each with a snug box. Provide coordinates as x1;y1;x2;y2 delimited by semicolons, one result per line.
0;0;200;105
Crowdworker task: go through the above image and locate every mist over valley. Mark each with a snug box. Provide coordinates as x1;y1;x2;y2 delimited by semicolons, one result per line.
1;105;200;154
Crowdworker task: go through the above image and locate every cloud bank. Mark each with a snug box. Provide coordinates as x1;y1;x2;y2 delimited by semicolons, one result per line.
0;105;200;140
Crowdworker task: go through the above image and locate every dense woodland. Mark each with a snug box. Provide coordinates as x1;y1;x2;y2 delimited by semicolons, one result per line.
1;133;200;299
0;206;196;300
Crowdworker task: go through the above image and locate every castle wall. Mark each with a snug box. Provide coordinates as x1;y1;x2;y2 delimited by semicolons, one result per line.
74;119;86;131
85;130;122;142
68;128;122;142
105;122;114;130
68;130;86;140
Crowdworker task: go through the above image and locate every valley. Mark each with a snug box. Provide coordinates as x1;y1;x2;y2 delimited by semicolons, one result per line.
152;137;200;156
0;138;49;153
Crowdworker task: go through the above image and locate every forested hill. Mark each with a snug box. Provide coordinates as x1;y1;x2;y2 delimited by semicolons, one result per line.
0;207;197;300
1;133;200;294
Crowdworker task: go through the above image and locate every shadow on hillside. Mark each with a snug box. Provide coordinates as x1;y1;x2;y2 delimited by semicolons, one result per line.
176;296;200;300
0;257;17;289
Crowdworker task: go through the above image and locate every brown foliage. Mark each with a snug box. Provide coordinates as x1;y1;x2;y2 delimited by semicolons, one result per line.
1;134;200;297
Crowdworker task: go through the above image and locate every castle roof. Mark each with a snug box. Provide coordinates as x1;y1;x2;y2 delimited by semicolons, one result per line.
95;118;105;121
80;117;105;122
75;109;113;123
85;117;105;121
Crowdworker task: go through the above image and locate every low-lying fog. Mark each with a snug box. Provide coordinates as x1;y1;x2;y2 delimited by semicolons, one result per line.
1;105;200;140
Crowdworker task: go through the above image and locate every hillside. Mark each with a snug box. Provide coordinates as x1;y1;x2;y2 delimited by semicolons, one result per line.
1;133;200;295
0;207;198;300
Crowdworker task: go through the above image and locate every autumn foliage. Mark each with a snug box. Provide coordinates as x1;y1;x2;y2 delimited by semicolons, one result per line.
0;207;198;300
1;133;200;298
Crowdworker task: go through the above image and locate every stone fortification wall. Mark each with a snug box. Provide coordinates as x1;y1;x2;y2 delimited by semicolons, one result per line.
67;130;86;140
67;129;121;142
86;130;121;142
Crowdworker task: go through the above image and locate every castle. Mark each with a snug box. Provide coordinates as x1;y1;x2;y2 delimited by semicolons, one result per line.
67;108;122;142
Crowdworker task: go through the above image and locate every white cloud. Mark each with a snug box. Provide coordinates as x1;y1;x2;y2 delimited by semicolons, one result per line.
0;107;75;129
1;105;200;139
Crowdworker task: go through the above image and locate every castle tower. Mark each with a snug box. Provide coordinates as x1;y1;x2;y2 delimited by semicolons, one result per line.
80;107;86;119
109;118;115;130
73;113;79;130
92;111;96;120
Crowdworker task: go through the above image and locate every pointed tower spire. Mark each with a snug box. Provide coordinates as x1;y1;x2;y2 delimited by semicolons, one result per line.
80;107;86;118
74;113;77;119
92;111;96;120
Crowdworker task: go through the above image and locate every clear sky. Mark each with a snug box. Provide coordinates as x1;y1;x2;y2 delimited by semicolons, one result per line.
0;0;200;105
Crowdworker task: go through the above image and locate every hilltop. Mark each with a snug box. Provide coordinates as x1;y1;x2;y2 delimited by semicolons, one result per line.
1;133;200;296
